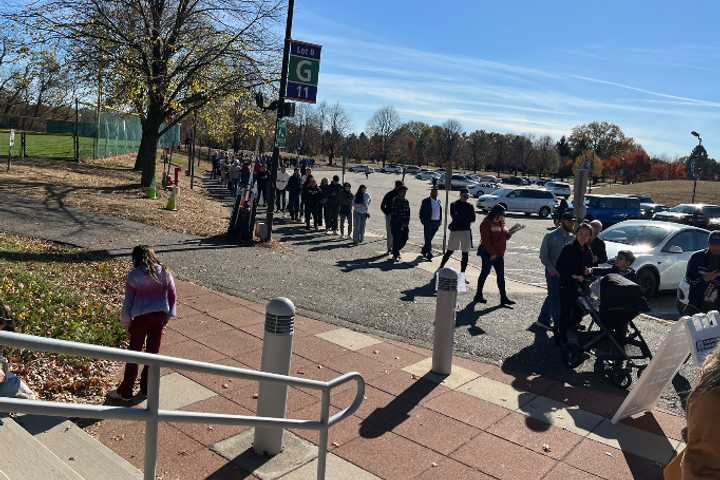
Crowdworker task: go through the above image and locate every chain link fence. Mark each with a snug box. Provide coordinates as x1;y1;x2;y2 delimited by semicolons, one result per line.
0;102;181;161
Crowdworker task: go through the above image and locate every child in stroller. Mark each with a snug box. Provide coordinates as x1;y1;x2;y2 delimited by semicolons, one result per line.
564;252;652;388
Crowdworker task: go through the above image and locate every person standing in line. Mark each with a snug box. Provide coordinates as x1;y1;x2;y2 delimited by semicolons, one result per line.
439;189;476;279
256;164;270;206
352;185;371;244
589;219;607;266
275;165;290;214
318;177;330;229
287;168;302;221
108;245;176;401
338;182;354;238
684;231;720;314
390;185;411;262
474;204;515;305
325;175;342;235
381;181;404;255
240;161;251;190
230;160;241;195
419;188;442;261
663;345;720;480
303;177;322;230
535;211;576;331
555;223;594;345
299;167;312;221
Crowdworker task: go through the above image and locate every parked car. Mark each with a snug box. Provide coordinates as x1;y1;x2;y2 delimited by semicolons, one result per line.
652;204;720;230
467;182;501;198
623;195;667;219
349;165;373;173
599;220;710;297
544;181;572;199
403;166;421;174
584;194;642;227
478;175;499;183
415;170;435;180
477;187;555;218
381;164;403;174
437;174;479;190
501;176;526;186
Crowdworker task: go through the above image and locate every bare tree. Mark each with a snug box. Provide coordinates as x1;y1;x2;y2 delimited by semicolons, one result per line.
366;105;400;167
434;119;464;169
8;0;283;185
321;102;351;165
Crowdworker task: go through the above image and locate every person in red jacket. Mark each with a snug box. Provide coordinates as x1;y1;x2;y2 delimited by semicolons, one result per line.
474;204;515;305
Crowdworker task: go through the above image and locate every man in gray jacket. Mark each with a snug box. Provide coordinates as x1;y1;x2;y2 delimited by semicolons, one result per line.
535;211;576;330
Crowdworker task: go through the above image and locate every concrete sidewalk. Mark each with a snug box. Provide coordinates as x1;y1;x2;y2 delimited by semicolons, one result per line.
86;280;684;480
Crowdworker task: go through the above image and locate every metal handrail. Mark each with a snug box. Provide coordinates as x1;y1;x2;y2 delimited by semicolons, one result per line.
0;331;365;480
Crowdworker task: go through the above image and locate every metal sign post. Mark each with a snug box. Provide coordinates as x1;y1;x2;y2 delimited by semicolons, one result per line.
7;129;15;171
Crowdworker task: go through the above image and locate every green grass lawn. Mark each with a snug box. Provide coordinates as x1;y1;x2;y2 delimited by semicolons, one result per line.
0;131;142;161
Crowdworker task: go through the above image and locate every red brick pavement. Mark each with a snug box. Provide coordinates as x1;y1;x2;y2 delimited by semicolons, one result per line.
86;280;683;480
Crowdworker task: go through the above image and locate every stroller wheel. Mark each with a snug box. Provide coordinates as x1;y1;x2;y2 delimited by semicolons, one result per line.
610;369;632;389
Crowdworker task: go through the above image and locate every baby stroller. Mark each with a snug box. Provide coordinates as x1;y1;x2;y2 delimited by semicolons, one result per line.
564;273;653;388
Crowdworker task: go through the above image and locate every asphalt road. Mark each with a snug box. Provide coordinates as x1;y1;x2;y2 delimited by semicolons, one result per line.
0;186;694;415
322;169;682;320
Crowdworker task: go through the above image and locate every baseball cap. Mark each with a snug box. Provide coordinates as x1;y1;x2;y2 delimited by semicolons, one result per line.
709;231;720;245
560;212;576;221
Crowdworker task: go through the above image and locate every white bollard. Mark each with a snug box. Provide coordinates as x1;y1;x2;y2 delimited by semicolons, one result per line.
432;268;458;375
253;297;295;456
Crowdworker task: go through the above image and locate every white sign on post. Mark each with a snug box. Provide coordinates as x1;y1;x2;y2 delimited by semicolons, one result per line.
9;129;15;149
611;320;690;424
685;311;720;367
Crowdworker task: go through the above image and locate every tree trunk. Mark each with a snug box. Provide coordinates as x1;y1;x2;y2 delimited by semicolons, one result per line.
137;128;161;187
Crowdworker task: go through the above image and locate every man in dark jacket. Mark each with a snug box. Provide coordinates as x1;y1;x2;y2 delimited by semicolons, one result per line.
438;189;476;276
325;175;343;234
255;164;270;206
556;223;594;345
286;168;303;221
390;186;410;262
685;231;720;313
419;188;442;260
381;181;404;255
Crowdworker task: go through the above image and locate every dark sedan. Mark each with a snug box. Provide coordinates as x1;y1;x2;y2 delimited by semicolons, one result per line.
653;203;720;230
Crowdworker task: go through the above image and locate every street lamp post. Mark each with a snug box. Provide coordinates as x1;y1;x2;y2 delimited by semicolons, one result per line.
690;131;702;203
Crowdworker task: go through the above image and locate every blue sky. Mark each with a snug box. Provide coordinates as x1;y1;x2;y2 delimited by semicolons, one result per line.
292;1;720;157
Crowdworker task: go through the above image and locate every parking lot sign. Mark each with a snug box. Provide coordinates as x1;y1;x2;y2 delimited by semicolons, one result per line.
286;40;321;104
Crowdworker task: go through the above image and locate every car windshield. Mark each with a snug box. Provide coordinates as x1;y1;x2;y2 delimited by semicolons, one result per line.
599;225;669;247
670;205;698;214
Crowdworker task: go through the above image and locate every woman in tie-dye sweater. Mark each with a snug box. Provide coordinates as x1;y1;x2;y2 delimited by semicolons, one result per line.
108;245;176;401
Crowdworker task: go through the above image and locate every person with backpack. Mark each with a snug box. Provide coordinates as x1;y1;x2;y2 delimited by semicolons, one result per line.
324;175;343;235
287;168;303;221
109;245;176;401
439;189;476;278
390;186;411;262
381;181;404;255
303;177;322;230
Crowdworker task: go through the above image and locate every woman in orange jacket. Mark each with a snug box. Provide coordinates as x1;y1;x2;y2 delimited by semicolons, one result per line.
664;345;720;479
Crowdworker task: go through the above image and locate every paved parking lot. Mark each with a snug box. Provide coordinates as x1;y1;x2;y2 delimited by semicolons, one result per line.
322;169;681;320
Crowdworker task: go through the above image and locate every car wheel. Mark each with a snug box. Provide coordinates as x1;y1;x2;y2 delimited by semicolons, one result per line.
637;268;659;298
539;206;551;218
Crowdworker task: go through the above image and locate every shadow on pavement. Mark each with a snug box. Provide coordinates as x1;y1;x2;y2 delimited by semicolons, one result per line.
336;254;423;273
359;372;442;439
400;278;436;302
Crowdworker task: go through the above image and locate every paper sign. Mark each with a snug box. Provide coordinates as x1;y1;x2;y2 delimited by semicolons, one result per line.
685;311;720;367
611;320;690;424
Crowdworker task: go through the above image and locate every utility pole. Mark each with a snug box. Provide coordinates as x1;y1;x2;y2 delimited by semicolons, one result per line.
264;0;294;242
690;131;703;203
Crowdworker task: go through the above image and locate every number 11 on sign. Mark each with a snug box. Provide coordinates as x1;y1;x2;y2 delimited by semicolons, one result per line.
286;81;317;103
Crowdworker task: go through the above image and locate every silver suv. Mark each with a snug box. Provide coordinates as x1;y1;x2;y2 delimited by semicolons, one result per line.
477;187;556;218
